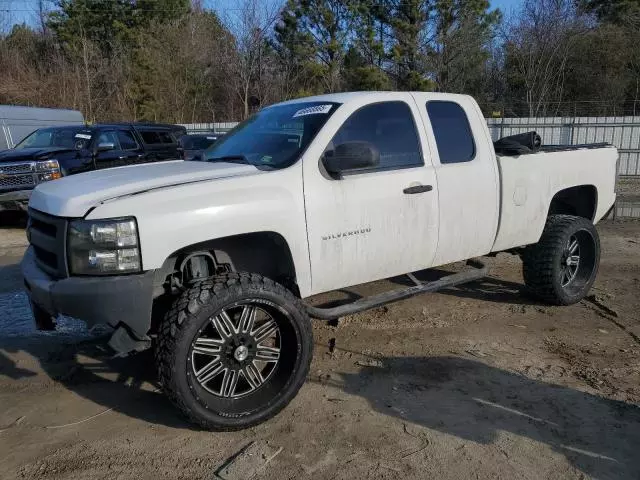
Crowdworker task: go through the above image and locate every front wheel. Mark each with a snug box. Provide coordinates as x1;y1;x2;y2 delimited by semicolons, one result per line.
155;273;313;431
522;214;600;305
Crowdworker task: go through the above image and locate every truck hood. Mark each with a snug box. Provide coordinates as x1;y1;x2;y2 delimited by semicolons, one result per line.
29;160;259;217
0;147;77;162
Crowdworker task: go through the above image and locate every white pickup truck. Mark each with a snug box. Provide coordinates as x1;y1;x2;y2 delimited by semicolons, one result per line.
21;92;617;430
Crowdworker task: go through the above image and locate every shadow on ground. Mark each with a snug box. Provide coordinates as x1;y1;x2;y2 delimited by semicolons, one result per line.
331;354;640;479
0;335;194;430
392;268;542;306
0;261;196;431
0;211;27;229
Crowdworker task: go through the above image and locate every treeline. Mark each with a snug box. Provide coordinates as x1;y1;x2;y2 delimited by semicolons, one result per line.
1;0;640;122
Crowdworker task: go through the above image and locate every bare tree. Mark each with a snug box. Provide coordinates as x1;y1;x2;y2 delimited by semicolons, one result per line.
37;0;49;35
220;0;281;119
502;0;589;117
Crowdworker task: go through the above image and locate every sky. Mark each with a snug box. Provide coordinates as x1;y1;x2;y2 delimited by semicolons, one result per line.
1;0;524;32
0;0;252;27
491;0;522;16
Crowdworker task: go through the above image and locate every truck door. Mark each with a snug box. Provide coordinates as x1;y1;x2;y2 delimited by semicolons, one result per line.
94;130;126;169
411;94;500;265
116;128;144;164
137;130;161;162
156;130;180;160
302;96;440;295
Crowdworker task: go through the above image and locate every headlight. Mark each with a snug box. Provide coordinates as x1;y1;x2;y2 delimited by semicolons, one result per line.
68;217;141;275
36;159;62;181
36;159;60;172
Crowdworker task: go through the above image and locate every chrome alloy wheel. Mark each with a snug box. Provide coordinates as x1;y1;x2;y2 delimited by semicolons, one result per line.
189;302;281;399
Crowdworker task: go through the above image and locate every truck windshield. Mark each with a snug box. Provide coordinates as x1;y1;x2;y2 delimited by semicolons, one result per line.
203;102;340;169
14;127;93;150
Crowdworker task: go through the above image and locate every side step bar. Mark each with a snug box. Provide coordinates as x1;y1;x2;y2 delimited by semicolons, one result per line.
305;259;488;320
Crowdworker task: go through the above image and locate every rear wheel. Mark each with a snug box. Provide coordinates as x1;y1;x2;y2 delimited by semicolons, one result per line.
522;214;600;305
155;273;312;431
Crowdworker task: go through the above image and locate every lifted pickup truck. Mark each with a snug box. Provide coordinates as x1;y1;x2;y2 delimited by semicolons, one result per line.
21;92;617;431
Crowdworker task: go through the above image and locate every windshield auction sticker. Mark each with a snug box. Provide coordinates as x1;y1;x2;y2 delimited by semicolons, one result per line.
292;104;332;118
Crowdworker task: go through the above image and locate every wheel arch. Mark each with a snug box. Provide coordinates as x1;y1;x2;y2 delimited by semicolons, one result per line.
547;185;598;222
154;231;300;296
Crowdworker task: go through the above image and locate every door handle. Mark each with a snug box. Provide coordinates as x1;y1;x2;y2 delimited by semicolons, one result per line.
403;184;433;194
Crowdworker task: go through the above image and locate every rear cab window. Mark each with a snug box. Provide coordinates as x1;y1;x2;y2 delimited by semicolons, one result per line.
426;101;475;164
140;130;162;145
158;131;175;144
139;129;177;146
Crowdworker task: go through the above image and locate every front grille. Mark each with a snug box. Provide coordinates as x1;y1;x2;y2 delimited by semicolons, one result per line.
33;245;58;270
0;174;35;189
28;208;68;278
0;162;34;175
31;216;57;237
0;162;37;192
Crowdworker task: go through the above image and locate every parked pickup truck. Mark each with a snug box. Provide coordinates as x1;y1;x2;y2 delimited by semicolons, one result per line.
21;92;617;431
0;123;185;212
179;132;223;161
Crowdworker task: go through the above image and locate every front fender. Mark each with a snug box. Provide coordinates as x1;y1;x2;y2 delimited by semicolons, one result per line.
86;162;312;297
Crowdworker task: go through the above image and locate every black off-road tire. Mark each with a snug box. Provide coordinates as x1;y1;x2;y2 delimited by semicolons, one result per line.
155;273;313;431
522;214;600;305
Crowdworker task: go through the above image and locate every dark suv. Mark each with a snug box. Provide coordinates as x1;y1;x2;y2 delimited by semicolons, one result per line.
0;123;186;211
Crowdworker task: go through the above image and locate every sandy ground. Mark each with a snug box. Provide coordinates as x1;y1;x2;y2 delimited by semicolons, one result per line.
617;177;640;204
0;215;639;480
617;176;640;197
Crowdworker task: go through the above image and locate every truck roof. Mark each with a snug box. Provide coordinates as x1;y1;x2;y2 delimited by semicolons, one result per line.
26;122;185;132
274;91;474;107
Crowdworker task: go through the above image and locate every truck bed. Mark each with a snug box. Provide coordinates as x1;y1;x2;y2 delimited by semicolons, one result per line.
492;144;618;252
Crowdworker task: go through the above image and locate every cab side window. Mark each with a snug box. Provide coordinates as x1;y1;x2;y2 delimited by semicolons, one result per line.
117;130;139;150
158;131;175;144
140;130;161;144
426;101;475;164
328;101;423;171
96;131;120;149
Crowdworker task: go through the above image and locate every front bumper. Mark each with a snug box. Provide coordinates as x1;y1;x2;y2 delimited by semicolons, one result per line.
0;189;32;211
21;247;155;340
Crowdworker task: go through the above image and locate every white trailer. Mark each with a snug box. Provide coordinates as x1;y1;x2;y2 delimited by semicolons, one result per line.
0;105;84;151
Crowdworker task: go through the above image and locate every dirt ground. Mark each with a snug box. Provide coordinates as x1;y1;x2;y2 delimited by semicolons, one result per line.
0;215;639;480
617;176;640;195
